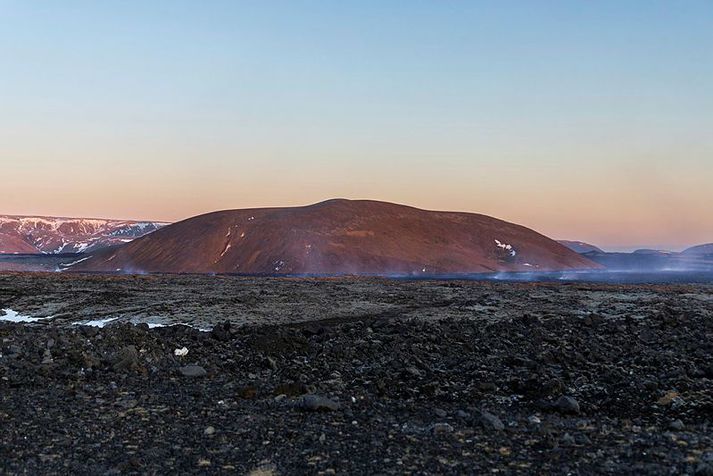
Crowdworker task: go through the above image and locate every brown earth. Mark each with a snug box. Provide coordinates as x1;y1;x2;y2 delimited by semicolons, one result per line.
73;199;599;275
0;232;38;254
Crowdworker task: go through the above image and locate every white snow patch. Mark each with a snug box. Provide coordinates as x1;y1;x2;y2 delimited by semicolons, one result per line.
495;239;517;257
130;319;211;332
59;256;92;268
73;317;119;328
146;322;210;332
74;242;91;253
0;309;53;323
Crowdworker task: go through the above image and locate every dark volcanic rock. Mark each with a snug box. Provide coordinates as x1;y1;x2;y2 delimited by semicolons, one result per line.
554;396;581;414
478;410;505;431
179;365;207;377
299;394;340;412
113;345;140;372
1;273;712;475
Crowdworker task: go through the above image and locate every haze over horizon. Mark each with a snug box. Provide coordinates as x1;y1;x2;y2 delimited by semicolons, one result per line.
2;1;712;251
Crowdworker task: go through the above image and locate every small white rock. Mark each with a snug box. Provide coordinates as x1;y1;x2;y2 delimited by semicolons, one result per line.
174;347;189;357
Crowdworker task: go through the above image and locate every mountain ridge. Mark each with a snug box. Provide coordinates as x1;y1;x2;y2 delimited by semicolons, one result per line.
0;215;168;254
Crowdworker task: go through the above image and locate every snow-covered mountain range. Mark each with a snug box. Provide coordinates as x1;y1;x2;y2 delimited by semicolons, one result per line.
0;215;168;254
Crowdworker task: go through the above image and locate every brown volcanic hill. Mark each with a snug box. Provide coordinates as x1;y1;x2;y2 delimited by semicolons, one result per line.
72;199;600;275
0;232;39;254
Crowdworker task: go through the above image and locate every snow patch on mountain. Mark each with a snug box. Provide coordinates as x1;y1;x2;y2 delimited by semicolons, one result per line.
495;239;517;257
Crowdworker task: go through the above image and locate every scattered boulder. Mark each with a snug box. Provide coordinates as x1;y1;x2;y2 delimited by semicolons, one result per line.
210;321;231;341
561;433;576;446
113;346;140;372
179;365;207;377
299;395;340;412
554;396;580;414
669;419;685;431
237;386;258;399
528;415;542;425
478;411;505;431
275;382;310;397
657;391;679;406
431;423;454;435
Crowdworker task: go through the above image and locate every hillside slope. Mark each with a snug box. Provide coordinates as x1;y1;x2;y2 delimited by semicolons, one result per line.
682;243;713;257
73;199;599;275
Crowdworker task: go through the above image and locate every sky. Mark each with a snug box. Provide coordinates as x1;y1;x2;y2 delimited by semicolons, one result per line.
1;1;712;251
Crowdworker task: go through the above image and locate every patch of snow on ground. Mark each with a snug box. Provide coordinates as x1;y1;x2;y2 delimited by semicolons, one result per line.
136;321;211;332
60;256;92;268
72;317;119;328
0;309;54;323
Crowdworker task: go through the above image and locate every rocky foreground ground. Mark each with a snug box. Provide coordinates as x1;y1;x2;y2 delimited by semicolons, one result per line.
1;273;712;474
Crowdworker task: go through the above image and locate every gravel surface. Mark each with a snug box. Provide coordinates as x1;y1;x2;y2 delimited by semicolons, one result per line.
1;273;712;474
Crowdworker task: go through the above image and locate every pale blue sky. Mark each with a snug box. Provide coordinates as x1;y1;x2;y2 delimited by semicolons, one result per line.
1;1;712;250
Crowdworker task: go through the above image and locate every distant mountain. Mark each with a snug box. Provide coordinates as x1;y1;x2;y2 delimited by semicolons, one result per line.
632;249;675;255
682;243;713;257
0;215;168;254
558;240;604;254
570;244;713;271
72;199;600;275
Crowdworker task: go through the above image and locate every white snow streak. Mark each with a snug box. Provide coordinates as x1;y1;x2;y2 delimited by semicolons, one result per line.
0;309;53;323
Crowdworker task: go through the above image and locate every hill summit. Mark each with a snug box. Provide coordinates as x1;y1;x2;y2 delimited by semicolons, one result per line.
72;199;599;275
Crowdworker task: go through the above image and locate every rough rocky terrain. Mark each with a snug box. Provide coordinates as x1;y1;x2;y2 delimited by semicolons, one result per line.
1;273;712;475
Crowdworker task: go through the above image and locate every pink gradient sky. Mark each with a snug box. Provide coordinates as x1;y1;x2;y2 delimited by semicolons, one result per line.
2;2;712;252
